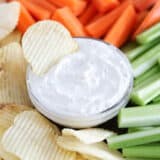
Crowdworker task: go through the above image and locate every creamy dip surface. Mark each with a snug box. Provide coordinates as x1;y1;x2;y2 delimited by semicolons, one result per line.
27;38;132;117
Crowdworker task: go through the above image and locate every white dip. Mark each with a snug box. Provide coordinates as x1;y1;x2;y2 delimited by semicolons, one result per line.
27;38;132;119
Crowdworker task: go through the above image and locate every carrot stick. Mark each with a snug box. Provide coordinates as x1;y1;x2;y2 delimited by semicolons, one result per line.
104;5;137;47
79;4;97;25
89;13;104;23
17;3;35;34
15;0;51;20
29;0;56;13
52;7;87;37
132;11;148;36
48;0;87;16
133;0;160;39
85;0;132;38
92;0;120;13
133;0;157;12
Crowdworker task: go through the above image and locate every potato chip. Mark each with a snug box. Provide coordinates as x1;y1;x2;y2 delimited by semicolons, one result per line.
0;30;21;47
76;154;87;160
2;111;76;160
22;20;79;75
57;136;124;160
0;104;31;160
0;42;32;106
77;154;101;160
82;154;101;160
62;128;116;144
0;2;20;41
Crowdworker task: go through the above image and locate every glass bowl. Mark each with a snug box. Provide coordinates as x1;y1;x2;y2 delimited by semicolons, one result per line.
26;38;133;128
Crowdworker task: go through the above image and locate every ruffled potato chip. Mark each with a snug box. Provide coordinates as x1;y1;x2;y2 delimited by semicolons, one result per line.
57;136;124;160
0;42;31;105
0;104;31;160
2;111;76;160
0;30;21;47
0;2;20;41
62;128;116;144
22;20;79;75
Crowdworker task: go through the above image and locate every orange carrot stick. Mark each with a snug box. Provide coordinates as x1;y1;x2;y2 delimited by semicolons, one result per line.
29;0;56;13
16;0;51;20
52;7;87;37
89;13;104;23
133;0;157;12
79;4;97;25
85;0;132;38
48;0;87;16
104;5;137;47
132;10;148;35
133;0;160;38
17;3;35;34
92;0;120;13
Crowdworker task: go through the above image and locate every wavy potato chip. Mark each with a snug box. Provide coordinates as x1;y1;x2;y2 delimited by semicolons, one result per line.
22;20;79;75
62;128;116;144
82;154;101;160
76;154;87;160
0;104;31;160
0;2;20;41
0;42;31;106
0;30;21;47
57;136;124;160
77;154;101;160
2;111;76;160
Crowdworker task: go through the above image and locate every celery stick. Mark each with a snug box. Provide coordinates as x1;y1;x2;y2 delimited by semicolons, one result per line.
127;38;160;61
131;74;160;105
123;144;160;159
153;95;160;103
108;127;160;149
126;158;156;160
128;127;155;133
136;23;160;44
118;105;160;128
132;43;160;77
121;42;138;53
134;64;160;87
133;73;160;91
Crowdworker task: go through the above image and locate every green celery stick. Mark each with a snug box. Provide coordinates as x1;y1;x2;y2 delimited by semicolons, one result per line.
121;42;138;53
131;73;160;105
133;73;160;91
136;23;160;44
108;127;160;149
132;43;160;77
134;64;160;87
128;127;155;133
127;38;160;61
126;158;157;160
118;105;160;128
153;95;160;103
158;57;160;66
123;144;160;159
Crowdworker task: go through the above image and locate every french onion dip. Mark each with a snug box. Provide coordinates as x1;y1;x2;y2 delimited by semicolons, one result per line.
27;38;133;127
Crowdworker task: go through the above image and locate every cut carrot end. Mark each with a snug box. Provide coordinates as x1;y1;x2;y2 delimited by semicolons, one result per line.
47;0;87;16
52;7;87;37
93;0;120;13
85;0;132;38
104;5;137;47
79;4;97;25
15;0;51;20
29;0;56;13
